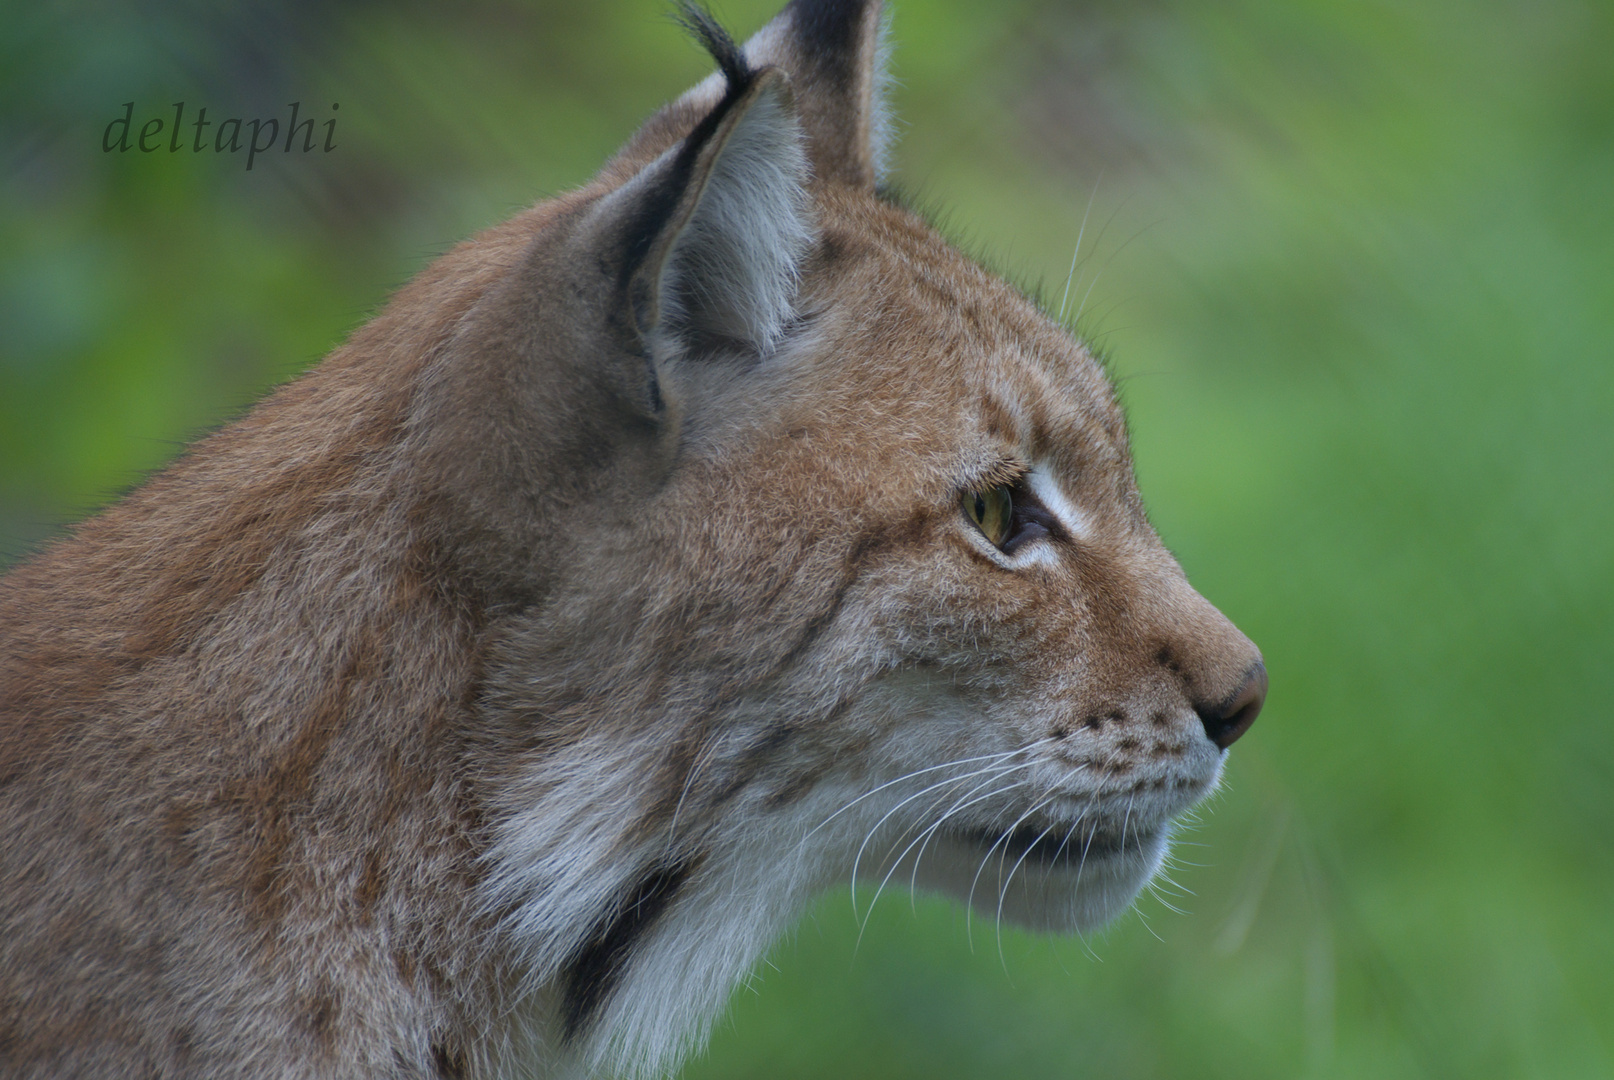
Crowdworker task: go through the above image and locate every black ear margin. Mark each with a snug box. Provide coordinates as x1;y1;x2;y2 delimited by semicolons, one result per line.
741;0;889;189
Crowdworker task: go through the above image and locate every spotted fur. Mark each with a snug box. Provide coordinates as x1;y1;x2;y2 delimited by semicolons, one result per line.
0;2;1263;1077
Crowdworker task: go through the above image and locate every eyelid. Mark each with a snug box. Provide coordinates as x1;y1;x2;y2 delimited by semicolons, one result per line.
964;457;1030;494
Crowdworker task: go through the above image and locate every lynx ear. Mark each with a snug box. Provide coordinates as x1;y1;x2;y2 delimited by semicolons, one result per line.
687;0;891;189
585;18;812;357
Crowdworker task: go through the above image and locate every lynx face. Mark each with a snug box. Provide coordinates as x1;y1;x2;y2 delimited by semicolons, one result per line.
0;3;1263;1078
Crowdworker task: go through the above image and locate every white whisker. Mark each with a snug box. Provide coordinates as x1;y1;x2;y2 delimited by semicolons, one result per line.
849;757;1027;919
855;766;1036;948
905;763;1057;911
873;760;1019;875
1073;208;1158;330
995;817;1059;963
1069;746;1125;898
866;761;1035;915
965;791;1058;953
799;748;1022;848
1057;174;1101;323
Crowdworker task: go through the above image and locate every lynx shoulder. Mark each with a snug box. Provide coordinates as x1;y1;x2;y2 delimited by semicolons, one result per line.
0;3;1265;1077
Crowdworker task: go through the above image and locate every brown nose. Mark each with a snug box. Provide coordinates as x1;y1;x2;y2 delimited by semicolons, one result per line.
1196;662;1267;749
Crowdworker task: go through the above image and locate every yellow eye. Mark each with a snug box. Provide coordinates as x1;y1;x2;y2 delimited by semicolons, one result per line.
964;485;1013;548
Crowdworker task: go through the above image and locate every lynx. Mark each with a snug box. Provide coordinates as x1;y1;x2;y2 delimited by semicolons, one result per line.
0;2;1265;1077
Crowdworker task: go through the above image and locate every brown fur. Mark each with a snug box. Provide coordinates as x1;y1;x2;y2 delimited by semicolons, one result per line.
0;3;1263;1077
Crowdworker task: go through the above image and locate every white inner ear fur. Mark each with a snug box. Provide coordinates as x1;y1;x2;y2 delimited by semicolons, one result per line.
658;82;814;354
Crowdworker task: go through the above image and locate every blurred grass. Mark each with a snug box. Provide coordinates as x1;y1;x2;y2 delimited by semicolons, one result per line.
2;0;1611;1077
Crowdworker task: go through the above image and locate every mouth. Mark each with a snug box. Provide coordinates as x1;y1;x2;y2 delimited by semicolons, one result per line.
947;818;1153;868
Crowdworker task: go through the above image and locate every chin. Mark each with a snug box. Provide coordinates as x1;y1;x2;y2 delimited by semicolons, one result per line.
905;820;1173;933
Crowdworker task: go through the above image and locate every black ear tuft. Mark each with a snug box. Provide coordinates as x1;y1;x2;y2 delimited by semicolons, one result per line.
674;3;751;91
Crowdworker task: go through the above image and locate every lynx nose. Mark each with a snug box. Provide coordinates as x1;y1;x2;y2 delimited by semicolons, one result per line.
1196;662;1267;749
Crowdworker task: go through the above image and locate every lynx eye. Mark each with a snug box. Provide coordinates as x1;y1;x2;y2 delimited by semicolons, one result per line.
964;485;1014;548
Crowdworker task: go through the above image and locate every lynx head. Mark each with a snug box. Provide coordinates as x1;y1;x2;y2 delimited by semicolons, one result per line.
405;0;1266;1072
0;1;1269;1076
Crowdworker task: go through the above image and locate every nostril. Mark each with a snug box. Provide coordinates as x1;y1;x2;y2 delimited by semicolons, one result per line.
1196;662;1267;750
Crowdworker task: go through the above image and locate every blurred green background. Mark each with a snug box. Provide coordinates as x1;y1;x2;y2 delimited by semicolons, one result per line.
3;0;1610;1076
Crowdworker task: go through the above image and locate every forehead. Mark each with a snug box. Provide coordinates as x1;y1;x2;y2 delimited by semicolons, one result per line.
791;195;1133;481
